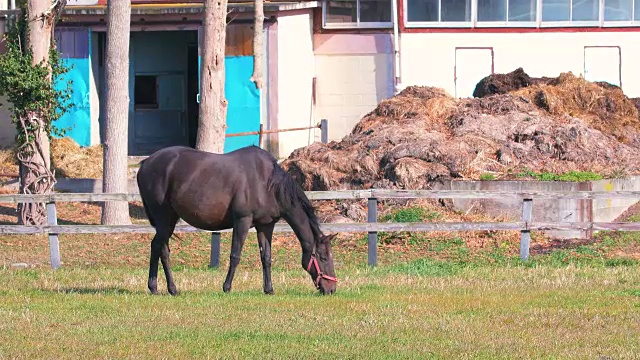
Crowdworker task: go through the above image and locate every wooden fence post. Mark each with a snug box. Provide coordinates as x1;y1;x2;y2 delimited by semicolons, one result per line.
368;197;378;266
209;232;221;268
46;202;61;269
320;119;328;144
520;198;533;260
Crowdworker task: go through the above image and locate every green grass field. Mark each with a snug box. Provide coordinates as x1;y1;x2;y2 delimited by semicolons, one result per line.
2;228;640;359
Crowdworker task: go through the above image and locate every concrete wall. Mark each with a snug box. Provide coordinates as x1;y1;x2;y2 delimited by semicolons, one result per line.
276;10;316;158
434;177;640;239
591;176;640;222
400;32;640;98
314;33;394;143
434;180;592;239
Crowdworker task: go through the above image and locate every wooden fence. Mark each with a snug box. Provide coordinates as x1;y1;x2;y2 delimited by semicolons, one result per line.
1;189;640;269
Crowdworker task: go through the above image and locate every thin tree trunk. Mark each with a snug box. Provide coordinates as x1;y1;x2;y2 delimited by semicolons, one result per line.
18;0;57;225
196;0;228;154
101;0;131;225
250;0;264;90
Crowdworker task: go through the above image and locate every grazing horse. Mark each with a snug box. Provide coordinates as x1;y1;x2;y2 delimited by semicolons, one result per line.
136;145;338;295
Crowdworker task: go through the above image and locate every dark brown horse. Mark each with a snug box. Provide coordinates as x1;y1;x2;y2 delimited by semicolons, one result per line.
136;145;338;295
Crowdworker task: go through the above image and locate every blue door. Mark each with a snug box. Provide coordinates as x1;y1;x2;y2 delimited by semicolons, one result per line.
52;28;93;146
197;27;261;153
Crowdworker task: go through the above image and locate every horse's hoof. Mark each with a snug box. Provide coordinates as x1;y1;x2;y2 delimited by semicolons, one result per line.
168;288;179;296
223;285;231;293
264;289;274;295
148;289;158;295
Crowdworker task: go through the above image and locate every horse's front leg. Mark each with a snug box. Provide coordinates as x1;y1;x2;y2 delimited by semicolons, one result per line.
223;216;252;293
256;222;276;295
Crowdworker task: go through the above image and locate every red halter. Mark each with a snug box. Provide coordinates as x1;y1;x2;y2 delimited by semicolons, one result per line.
306;253;338;289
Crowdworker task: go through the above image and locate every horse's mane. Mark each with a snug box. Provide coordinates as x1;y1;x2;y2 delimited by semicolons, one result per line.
267;159;323;240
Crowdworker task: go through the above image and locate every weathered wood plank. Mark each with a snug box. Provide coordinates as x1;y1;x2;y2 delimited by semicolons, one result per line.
305;190;373;200
529;222;640;231
368;197;378;266
2;221;640;235
369;189;640;200
0;222;526;235
2;190;640;204
520;198;533;260
0;193;142;203
46;203;61;269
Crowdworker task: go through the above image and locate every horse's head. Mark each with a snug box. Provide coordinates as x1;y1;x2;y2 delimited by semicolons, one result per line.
306;233;338;295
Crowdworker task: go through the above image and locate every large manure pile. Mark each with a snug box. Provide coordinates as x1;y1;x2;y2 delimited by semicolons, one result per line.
282;70;640;191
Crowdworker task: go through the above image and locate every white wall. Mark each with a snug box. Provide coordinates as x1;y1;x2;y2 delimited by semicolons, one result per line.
400;32;640;98
276;10;315;158
314;33;394;143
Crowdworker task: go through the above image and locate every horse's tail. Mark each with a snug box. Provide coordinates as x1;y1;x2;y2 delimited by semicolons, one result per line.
139;195;156;229
137;159;155;229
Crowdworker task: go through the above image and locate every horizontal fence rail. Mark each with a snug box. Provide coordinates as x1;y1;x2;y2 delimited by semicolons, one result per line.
3;222;640;235
1;189;640;269
3;189;640;203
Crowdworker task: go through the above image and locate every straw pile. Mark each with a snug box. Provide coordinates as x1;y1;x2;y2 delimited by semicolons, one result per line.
282;70;640;192
0;146;18;180
0;138;104;180
51;137;103;178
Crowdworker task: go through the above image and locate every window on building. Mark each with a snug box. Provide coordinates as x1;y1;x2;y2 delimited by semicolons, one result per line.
603;0;640;21
541;0;599;22
324;0;393;28
403;0;638;26
135;75;158;109
406;0;472;24
477;0;537;23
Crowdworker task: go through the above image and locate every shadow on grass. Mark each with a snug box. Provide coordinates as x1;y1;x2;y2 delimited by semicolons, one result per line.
54;287;139;295
0;204;17;225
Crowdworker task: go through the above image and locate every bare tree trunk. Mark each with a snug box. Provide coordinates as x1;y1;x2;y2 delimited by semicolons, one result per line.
196;0;228;154
250;0;264;90
18;0;58;225
101;0;131;225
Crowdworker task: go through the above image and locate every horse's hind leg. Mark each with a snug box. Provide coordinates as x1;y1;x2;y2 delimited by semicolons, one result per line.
256;222;276;295
148;209;179;296
160;234;179;296
223;215;253;293
148;233;162;295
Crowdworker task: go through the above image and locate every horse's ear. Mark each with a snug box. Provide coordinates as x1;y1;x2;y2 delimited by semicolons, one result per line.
323;233;338;243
